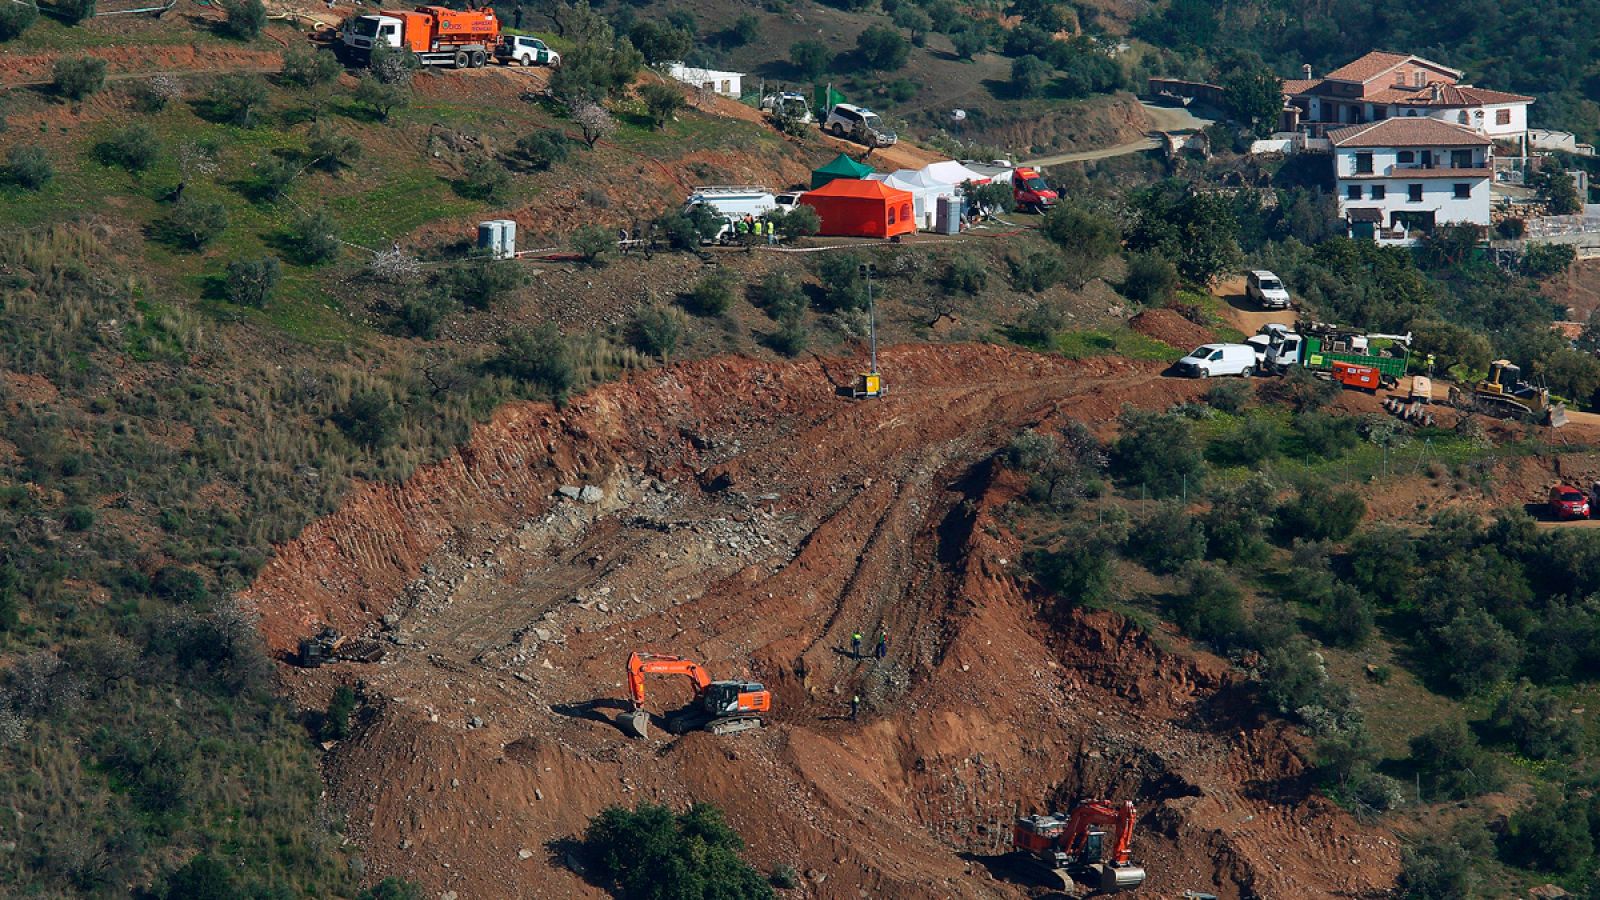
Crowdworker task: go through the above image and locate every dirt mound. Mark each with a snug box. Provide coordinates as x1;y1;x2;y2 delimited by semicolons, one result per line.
1129;308;1215;348
254;343;1399;898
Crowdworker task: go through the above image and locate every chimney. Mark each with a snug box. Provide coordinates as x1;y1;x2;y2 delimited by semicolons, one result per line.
1302;64;1312;80
1431;83;1442;102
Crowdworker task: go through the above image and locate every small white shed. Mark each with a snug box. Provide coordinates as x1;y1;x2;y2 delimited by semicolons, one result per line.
666;64;744;98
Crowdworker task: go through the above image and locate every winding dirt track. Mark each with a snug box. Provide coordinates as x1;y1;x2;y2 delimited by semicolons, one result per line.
248;344;1400;898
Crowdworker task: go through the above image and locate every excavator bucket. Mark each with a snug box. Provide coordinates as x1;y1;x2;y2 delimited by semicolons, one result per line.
617;709;649;739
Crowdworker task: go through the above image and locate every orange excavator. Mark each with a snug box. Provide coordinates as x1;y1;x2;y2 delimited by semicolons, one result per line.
1012;799;1147;895
617;652;771;739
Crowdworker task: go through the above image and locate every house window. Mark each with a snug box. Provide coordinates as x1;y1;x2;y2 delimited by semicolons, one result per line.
1355;152;1373;174
1407;109;1418;116
1374;107;1387;120
1408;184;1423;201
720;80;731;93
1453;183;1471;199
1371;185;1386;200
1458;111;1469;124
1496;108;1511;125
1414;71;1426;87
1397;151;1414;163
1347;185;1362;200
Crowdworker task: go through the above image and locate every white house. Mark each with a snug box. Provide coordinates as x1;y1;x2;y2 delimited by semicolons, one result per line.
1284;51;1532;155
665;64;743;98
1329;118;1493;244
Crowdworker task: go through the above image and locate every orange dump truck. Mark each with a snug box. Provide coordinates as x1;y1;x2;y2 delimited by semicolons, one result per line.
339;5;500;69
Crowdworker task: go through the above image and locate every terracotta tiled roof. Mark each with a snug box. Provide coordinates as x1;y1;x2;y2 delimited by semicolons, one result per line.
1281;78;1322;96
1394;84;1535;106
1322;50;1462;84
1328;118;1492;147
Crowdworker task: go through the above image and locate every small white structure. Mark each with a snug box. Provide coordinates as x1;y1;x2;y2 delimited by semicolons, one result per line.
666;64;743;98
1530;129;1596;157
476;219;517;259
1330;118;1492;245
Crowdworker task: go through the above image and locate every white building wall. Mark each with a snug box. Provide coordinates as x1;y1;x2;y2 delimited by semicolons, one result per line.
665;65;743;97
1333;147;1491;244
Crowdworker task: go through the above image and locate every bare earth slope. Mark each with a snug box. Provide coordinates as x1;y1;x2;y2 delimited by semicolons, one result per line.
246;344;1400;898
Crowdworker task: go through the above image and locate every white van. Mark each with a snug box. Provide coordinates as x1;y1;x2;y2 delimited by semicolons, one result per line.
684;185;777;242
1175;344;1256;378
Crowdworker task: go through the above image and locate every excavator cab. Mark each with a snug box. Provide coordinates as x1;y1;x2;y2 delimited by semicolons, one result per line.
701;681;768;715
1013;801;1146;895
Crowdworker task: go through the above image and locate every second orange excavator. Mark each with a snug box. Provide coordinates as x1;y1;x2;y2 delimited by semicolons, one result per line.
1012;799;1147;895
617;652;771;739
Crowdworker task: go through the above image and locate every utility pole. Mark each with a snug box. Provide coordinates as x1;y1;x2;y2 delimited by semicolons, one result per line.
851;262;882;398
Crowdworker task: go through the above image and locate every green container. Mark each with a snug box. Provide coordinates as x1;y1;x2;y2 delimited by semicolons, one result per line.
1301;334;1409;379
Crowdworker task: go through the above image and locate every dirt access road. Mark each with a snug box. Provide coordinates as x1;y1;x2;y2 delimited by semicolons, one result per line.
1021;101;1214;166
248;344;1400;899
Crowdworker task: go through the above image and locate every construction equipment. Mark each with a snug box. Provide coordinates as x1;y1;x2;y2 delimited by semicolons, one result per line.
853;263;884;399
618;652;770;739
338;5;501;69
1256;321;1411;386
295;626;386;667
1448;359;1567;426
1012;800;1146;895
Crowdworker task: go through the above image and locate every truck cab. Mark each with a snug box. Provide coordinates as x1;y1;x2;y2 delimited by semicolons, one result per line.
343;13;404;56
1012;166;1058;213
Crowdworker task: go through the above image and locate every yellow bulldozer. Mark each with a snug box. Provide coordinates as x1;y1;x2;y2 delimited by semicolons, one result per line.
1449;359;1567;427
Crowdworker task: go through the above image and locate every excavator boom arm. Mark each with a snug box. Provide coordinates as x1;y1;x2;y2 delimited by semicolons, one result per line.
1063;800;1137;865
626;652;714;709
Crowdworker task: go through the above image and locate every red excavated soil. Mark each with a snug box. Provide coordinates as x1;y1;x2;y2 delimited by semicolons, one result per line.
1128;308;1216;348
247;343;1401;898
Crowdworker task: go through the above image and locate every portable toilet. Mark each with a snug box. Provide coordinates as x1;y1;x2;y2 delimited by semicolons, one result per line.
476;220;518;259
935;196;961;235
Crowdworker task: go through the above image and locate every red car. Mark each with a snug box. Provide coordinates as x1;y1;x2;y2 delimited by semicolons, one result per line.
1550;484;1591;520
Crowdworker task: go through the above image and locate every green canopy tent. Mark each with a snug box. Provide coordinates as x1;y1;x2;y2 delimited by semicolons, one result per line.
811;153;876;189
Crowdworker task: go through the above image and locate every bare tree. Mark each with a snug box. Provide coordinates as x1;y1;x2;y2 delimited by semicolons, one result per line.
368;248;422;282
568;97;615;148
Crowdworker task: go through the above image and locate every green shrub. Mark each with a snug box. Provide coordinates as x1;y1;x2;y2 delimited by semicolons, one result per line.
161;853;234;899
321;685;357;741
856;25;908;70
1175;563;1244;644
440;257;521;311
97;123;161;172
1010;54;1051;97
251;156;297;201
394;288;457;339
5;145;53;190
774;204;820;241
1203;479;1272;564
53;0;96;24
627;303;685;359
206;73;269;126
1008;249;1066;293
514;130;572;170
52;56;107;100
1129;503;1205;574
1290;411;1358;459
1207;415;1279;467
153;566;209;605
1261;367;1341;412
570;224;614;265
938;252;987;296
456;153;507;200
368;42;420;85
63;505;95;531
131;73;183;112
165;196;229;249
0;0;39;41
290;209;339;264
765;316;809;357
581;803;774;900
282;45;343;89
1203;379;1250;413
1408;720;1502;800
1498;792;1593;874
224;256;282;308
1489;678;1583;759
354;74;409;122
490;325;576;402
814;253;868;311
1399;834;1477;900
219;0;265;39
1028;528;1115;607
1109;407;1203;498
1119;253;1178;305
681;270;737;316
790;40;832;79
1319;582;1373;648
640;81;685;130
357;878;425;900
755;271;807;321
333;390;400;449
770;864;799;889
306;122;361;171
1277;484;1364;542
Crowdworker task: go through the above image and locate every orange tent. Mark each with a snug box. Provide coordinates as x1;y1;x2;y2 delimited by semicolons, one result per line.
798;178;917;239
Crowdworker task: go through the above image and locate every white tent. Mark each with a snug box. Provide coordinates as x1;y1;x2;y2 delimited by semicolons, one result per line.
920;160;992;187
868;168;954;229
